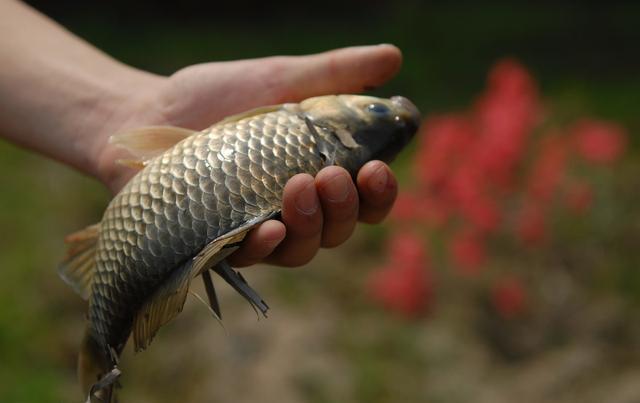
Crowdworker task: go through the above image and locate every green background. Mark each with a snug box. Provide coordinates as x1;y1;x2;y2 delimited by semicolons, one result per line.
0;2;638;402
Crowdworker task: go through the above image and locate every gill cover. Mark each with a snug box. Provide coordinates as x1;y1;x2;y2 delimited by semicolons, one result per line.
300;95;421;165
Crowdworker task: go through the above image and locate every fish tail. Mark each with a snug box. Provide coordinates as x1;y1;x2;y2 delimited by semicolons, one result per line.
78;329;121;403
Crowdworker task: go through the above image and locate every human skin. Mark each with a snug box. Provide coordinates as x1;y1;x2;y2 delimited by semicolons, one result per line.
0;0;402;267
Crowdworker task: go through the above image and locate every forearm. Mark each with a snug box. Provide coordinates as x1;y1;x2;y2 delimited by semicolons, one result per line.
0;0;163;180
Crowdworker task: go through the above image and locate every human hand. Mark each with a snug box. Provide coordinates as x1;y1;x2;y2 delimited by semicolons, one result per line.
94;45;402;267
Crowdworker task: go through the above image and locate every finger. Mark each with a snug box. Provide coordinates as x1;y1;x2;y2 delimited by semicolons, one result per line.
315;166;359;248
264;174;323;267
227;220;286;267
280;44;403;100
357;161;398;224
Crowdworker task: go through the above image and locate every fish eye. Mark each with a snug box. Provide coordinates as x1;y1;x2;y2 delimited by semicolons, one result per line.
366;103;391;115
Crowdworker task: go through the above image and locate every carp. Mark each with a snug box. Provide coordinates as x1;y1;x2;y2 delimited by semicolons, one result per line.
58;94;420;401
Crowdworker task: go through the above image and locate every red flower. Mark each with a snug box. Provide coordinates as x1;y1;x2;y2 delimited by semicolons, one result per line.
563;181;593;214
515;201;546;246
390;192;422;223
471;58;541;190
572;120;627;164
368;233;432;318
387;232;426;266
526;133;569;202
449;228;487;275
377;57;624;323
391;192;451;228
414;116;475;188
491;276;528;319
418;196;451;228
368;263;433;318
487;58;538;100
446;166;500;232
460;195;500;233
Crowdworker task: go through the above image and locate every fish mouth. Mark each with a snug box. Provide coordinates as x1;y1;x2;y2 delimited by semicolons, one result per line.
391;96;421;132
390;96;421;156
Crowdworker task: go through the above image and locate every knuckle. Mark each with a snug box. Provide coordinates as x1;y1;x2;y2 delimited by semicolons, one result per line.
279;250;317;268
321;221;356;249
290;215;323;238
325;197;358;220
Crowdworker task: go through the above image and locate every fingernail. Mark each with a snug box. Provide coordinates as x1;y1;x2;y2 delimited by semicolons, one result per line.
295;182;319;215
368;164;388;194
324;173;350;202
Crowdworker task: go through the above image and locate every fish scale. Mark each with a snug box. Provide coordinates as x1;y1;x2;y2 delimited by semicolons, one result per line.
90;110;329;349
58;94;421;402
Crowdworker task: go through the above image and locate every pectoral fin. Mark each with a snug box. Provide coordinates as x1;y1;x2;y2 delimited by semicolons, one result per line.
201;269;222;320
213;261;269;316
132;211;279;351
131;231;242;352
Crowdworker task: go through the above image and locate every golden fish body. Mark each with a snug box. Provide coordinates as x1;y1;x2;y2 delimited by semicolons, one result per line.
59;95;420;401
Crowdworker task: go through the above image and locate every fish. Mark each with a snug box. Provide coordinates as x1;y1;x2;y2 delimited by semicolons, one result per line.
58;94;420;402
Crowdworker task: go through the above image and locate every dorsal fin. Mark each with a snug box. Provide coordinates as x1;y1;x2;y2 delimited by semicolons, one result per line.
109;126;196;161
58;224;100;300
216;105;283;125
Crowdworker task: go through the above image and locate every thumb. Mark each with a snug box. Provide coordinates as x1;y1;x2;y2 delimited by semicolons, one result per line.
273;44;403;100
163;45;402;129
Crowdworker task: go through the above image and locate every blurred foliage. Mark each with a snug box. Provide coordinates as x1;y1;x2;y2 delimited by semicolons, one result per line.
370;58;639;358
1;1;638;402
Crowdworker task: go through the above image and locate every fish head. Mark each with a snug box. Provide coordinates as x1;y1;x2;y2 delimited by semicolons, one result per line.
299;95;421;167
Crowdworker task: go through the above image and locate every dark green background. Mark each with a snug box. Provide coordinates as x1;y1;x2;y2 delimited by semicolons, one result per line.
26;1;640;126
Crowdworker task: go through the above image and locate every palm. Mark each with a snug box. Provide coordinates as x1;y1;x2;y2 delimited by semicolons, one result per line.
97;45;403;267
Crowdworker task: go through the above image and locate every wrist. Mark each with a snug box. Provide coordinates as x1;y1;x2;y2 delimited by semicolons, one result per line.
0;0;168;192
84;66;167;191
